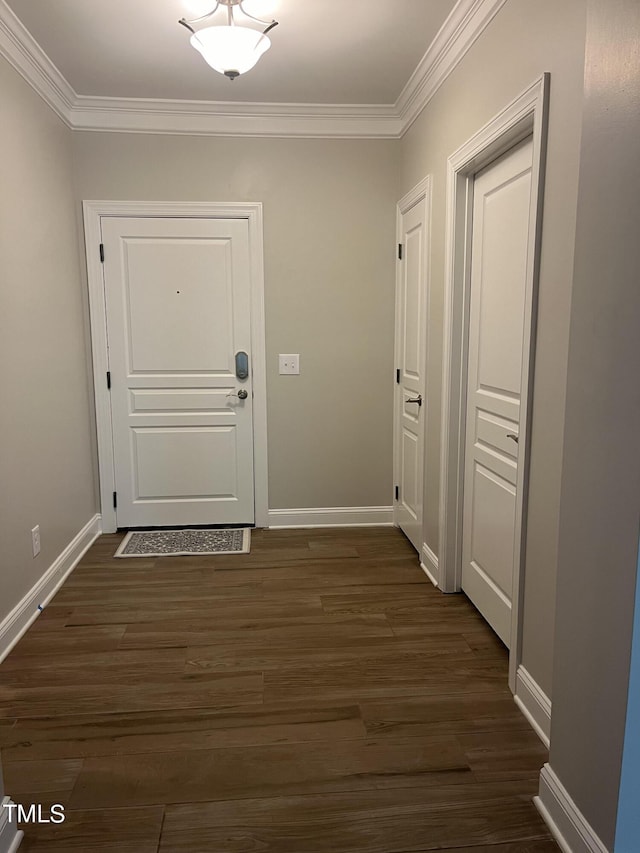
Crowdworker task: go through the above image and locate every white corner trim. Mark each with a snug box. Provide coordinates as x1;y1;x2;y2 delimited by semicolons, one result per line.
0;0;509;138
0;797;23;853
514;665;552;747
420;543;440;587
396;0;509;134
535;764;609;853
0;0;74;124
0;515;101;664
267;507;394;529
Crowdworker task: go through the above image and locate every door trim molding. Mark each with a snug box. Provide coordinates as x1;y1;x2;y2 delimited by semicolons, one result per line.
83;200;269;532
393;176;432;548
438;75;550;692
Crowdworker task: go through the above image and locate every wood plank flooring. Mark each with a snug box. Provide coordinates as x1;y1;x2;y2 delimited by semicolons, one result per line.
0;527;557;852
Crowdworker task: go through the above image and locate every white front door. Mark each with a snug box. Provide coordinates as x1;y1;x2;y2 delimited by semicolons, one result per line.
461;138;533;646
394;188;429;552
101;216;255;528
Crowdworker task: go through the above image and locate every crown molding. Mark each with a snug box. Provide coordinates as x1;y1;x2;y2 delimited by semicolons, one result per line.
0;0;74;124
397;0;510;134
69;96;402;138
0;0;508;139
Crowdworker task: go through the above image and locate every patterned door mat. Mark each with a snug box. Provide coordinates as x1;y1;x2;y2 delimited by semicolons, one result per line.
114;528;251;558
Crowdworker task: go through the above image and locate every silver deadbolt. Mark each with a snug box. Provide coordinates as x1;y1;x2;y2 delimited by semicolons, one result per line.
237;389;248;400
235;351;249;380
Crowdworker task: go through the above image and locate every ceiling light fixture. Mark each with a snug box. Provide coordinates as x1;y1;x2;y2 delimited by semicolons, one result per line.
179;0;278;81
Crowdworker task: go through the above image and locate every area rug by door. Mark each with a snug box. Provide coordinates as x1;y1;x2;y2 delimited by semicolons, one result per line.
114;528;251;558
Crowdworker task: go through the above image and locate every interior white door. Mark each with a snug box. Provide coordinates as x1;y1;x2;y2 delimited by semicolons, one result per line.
461;138;533;646
394;195;428;552
101;216;255;528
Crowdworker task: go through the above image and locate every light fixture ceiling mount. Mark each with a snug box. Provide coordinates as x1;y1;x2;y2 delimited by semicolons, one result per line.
179;0;278;81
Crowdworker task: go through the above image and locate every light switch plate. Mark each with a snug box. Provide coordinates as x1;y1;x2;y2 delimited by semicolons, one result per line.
279;354;300;375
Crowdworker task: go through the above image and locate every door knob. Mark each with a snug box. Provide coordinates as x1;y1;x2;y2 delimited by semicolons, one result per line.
506;433;519;444
226;388;248;401
406;394;422;406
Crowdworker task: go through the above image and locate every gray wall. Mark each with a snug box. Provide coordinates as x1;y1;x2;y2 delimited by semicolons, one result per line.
71;133;399;511
398;0;587;698
548;0;640;847
0;59;97;628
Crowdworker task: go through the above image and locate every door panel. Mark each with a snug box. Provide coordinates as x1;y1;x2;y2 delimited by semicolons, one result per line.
129;389;229;413
132;427;238;499
476;177;529;396
402;227;423;378
462;138;533;646
401;428;419;515
394;194;429;552
102;216;254;528
469;464;516;595
124;238;234;372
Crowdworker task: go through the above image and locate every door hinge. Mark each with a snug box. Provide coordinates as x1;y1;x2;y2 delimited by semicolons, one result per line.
113;491;117;509
106;371;111;390
398;243;403;260
396;368;400;384
395;485;399;501
99;243;105;263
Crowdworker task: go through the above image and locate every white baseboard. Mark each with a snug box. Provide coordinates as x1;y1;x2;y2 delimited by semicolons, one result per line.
514;665;552;747
0;514;102;664
535;764;609;853
267;506;394;529
0;798;23;853
420;543;440;587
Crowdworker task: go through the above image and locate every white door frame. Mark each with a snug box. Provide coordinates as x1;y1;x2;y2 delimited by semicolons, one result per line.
83;200;269;533
393;177;431;551
439;75;550;691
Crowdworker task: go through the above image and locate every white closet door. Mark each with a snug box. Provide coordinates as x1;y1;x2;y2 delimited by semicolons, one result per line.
462;138;533;646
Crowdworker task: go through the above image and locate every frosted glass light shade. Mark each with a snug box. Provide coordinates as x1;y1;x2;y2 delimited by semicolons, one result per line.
190;26;271;76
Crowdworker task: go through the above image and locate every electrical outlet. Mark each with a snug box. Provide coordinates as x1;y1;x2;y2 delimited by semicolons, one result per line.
279;354;300;375
31;525;40;558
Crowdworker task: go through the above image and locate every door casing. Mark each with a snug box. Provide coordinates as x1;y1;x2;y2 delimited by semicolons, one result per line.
439;75;550;691
83;201;269;533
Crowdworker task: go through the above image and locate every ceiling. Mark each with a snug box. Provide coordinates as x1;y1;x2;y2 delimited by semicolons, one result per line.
4;0;459;105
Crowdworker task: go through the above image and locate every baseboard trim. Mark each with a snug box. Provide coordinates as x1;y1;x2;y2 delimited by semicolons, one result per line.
420;543;440;587
535;764;609;853
0;514;102;664
0;797;24;853
514;665;552;747
267;506;394;529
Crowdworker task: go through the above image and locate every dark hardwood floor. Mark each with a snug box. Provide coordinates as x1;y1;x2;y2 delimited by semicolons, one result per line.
0;527;558;852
